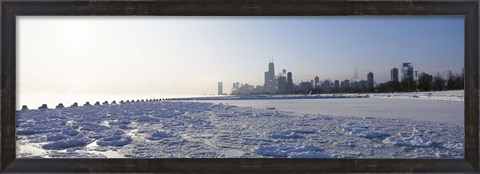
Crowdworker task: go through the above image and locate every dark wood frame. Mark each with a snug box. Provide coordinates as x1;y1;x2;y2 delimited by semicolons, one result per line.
1;0;478;173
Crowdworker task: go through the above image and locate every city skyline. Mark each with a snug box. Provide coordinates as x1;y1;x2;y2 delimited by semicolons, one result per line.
19;16;463;105
230;60;462;95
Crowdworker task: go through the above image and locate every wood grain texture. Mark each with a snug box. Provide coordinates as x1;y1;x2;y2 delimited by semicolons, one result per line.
1;0;479;173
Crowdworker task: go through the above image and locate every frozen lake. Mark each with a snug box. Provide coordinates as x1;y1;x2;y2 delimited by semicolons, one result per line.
195;98;463;125
16;91;465;158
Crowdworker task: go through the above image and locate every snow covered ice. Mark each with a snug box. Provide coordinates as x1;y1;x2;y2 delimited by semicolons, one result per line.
369;90;464;102
16;94;464;158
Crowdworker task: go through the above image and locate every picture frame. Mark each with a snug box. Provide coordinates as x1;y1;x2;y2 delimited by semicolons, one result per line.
2;0;479;173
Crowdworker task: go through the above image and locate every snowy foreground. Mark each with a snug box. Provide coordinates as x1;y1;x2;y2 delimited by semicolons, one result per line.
17;99;463;158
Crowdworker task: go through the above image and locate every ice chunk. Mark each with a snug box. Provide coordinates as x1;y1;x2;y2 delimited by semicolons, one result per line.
343;127;389;139
56;103;65;109
97;135;132;147
119;125;132;129
108;119;131;125
137;116;160;123
21;105;29;111
219;149;245;158
254;143;322;157
268;131;303;139
70;102;78;108
38;104;48;110
146;131;174;140
383;135;432;147
83;102;92;107
335;141;356;147
61;128;79;136
254;144;289;157
443;142;464;150
43;137;91;149
46;134;69;141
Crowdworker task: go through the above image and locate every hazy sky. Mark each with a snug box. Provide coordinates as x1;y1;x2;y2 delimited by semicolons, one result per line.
18;16;463;107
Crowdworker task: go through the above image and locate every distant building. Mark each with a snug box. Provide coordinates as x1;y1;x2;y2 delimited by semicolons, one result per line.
314;76;320;87
277;76;287;94
367;72;374;90
299;81;313;93
341;79;350;88
322;80;332;92
390;68;399;82
359;80;368;89
334;80;340;88
351;81;359;89
402;63;414;80
353;67;359;80
232;82;239;92
264;61;277;93
286;72;294;93
218;82;223;95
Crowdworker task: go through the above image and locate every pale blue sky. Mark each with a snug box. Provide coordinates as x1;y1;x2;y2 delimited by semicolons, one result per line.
18;16;463;107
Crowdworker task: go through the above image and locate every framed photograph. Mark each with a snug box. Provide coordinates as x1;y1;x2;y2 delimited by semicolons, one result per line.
2;0;479;173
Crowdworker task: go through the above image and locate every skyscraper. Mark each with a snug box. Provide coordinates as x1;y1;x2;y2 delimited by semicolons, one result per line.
264;61;277;93
218;82;223;95
367;72;374;90
390;68;399;82
269;61;275;75
334;80;340;88
402;63;414;80
314;76;320;87
286;72;293;93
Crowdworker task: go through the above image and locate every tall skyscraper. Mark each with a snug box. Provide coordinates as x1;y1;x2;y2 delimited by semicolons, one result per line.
314;76;320;87
264;61;277;93
402;63;414;80
218;82;223;95
334;80;340;88
286;72;293;93
269;61;275;75
390;68;399;82
367;72;374;90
